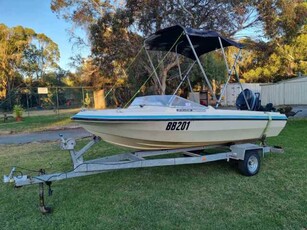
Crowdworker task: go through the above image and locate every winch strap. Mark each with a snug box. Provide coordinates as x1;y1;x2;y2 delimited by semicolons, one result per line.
261;113;272;137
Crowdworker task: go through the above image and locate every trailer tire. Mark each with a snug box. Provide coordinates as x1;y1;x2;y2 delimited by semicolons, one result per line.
238;150;260;176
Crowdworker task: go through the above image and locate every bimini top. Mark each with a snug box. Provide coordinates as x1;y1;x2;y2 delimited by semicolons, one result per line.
144;25;243;60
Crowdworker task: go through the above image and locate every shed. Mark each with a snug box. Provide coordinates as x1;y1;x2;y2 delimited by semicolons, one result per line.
220;83;261;106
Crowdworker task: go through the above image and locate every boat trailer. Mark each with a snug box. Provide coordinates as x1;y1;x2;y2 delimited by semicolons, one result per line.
3;135;283;213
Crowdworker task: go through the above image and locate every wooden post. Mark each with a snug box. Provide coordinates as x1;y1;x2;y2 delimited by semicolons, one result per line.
56;87;59;116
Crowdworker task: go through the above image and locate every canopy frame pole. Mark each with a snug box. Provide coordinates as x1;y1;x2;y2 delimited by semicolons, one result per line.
186;71;196;102
175;43;195;102
169;61;196;106
218;37;231;72
175;43;183;80
217;38;250;110
144;48;163;91
233;63;251;109
216;48;245;108
184;31;217;101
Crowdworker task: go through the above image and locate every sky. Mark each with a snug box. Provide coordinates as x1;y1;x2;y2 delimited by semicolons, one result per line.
0;0;90;71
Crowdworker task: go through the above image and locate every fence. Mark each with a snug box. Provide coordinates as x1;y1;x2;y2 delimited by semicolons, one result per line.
0;87;95;116
261;77;307;106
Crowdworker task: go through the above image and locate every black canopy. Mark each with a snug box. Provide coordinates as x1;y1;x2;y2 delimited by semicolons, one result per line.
144;25;243;60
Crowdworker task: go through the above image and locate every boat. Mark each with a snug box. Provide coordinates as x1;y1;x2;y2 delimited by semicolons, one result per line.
3;28;288;214
72;95;286;150
72;25;287;150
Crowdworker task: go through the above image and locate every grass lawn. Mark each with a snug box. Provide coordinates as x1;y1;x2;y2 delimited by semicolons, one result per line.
0;113;73;134
0;119;306;229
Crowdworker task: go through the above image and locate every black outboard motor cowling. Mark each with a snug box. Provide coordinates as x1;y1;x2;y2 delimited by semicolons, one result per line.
236;89;259;111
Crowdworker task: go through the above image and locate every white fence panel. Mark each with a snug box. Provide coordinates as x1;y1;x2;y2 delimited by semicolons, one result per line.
261;78;307;105
284;82;307;105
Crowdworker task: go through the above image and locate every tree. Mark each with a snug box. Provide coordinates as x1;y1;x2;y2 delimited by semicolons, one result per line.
124;0;260;94
51;0;262;96
21;34;60;81
0;25;27;99
238;1;307;82
51;0;116;48
90;10;142;82
240;31;307;82
51;0;307;96
126;0;260;36
257;0;306;40
0;24;60;109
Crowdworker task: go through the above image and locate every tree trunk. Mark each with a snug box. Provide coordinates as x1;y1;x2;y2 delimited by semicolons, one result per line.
112;89;120;107
93;89;106;109
160;57;179;95
161;70;167;95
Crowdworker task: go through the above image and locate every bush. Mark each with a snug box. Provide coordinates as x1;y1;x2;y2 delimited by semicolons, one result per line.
13;104;24;118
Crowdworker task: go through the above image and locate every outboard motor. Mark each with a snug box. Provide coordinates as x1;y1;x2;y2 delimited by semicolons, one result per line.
236;89;260;111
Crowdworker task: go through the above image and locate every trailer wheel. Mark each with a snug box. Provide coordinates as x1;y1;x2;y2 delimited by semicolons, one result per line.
238;151;260;176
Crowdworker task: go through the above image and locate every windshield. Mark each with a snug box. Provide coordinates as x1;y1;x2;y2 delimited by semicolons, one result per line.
130;95;206;109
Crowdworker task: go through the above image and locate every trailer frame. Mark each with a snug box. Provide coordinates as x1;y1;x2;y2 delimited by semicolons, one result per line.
3;135;283;213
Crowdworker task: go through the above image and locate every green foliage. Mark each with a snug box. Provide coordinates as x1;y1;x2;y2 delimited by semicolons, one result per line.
21;35;60;80
83;92;91;108
238;1;307;83
13;104;24;118
90;13;142;81
188;52;227;89
0;23;61;110
257;0;307;40
240;30;307;82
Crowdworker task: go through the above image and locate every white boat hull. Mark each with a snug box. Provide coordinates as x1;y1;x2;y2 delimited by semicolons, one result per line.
77;119;286;150
73;96;287;150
